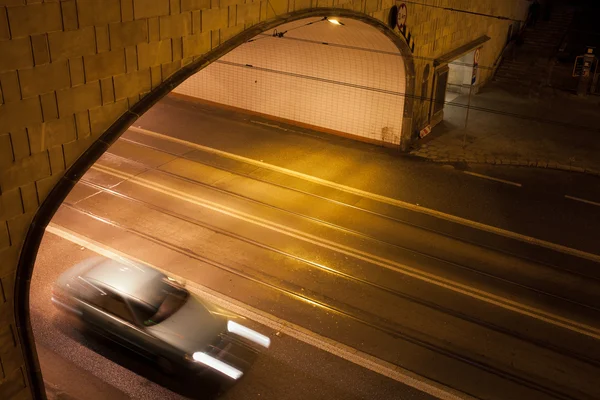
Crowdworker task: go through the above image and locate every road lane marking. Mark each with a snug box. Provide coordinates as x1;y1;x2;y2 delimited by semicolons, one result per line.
126;126;600;264
45;223;474;400
565;195;600;208
250;120;289;131
463;171;522;187
87;164;600;341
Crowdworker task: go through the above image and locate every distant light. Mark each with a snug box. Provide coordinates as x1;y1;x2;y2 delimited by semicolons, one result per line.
192;352;243;380
227;320;271;348
327;18;343;26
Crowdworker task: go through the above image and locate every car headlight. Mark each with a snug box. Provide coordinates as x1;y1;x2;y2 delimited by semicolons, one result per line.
227;321;271;348
191;352;243;380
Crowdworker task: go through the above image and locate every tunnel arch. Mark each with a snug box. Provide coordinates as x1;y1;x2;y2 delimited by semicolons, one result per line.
15;8;415;397
175;16;412;146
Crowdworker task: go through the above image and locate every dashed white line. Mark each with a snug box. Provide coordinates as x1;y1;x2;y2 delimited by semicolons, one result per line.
463;171;522;187
86;164;600;341
565;195;600;207
250;120;289;131
45;223;474;400
128;126;600;264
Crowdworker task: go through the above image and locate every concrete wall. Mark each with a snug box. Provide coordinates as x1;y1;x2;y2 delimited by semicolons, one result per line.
448;52;476;94
0;1;526;398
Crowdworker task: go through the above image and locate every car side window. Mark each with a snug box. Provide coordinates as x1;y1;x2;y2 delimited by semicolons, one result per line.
128;300;156;325
93;291;135;324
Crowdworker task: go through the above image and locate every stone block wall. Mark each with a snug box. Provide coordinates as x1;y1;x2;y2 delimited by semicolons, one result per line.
378;0;529;130
0;1;260;398
0;1;526;398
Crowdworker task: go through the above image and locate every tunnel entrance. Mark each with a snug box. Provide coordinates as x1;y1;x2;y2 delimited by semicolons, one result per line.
174;17;408;147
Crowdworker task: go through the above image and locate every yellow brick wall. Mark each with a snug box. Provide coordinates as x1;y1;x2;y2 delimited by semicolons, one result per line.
400;0;528;130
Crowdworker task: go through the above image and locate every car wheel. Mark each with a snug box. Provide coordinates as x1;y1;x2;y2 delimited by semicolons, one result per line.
157;356;175;375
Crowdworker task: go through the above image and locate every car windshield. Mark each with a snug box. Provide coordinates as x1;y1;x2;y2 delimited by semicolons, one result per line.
140;278;189;326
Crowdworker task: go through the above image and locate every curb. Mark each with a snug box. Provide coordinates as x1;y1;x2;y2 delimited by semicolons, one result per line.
37;342;130;400
410;152;600;177
44;381;80;400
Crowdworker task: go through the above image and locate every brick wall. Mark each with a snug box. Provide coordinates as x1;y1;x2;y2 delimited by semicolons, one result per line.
0;1;526;398
384;0;530;130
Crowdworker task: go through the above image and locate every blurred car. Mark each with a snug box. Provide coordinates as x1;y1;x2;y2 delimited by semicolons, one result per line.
51;256;270;381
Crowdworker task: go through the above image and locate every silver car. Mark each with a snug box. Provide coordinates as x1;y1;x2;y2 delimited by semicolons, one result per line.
52;257;270;381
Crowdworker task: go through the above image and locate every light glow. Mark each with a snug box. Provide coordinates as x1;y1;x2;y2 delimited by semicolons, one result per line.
51;297;82;316
192;352;243;380
227;321;271;348
327;18;342;25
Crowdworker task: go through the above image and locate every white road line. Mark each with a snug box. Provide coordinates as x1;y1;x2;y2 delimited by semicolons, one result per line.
86;164;600;341
127;126;600;264
45;223;473;400
250;120;289;131
565;195;600;208
463;171;522;187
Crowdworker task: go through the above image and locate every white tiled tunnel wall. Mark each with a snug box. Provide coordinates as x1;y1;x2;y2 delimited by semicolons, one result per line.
174;18;407;145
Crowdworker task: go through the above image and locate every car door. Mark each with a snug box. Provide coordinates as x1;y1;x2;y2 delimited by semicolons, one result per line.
81;288;155;359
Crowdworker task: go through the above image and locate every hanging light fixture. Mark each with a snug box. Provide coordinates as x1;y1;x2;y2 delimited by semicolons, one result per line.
327;18;344;26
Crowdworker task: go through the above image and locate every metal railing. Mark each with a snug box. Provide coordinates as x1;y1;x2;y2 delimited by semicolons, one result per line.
491;18;529;80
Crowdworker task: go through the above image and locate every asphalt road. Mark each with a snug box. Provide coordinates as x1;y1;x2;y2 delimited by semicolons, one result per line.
31;96;600;400
33;233;425;400
139;96;600;254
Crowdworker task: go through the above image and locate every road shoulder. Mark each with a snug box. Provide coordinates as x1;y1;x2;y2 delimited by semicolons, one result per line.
37;343;130;400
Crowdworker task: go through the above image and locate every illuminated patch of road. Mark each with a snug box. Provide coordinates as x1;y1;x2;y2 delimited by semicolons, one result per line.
89;163;600;341
463;171;522;187
127;126;600;264
45;223;473;400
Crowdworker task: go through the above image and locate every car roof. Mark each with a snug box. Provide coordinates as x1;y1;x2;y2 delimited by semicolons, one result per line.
82;258;165;304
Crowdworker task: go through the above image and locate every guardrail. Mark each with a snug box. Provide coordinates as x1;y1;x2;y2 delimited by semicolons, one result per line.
490;12;537;80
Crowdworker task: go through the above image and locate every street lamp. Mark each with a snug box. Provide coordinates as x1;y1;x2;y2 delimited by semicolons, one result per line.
266;16;344;40
327;18;344;26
